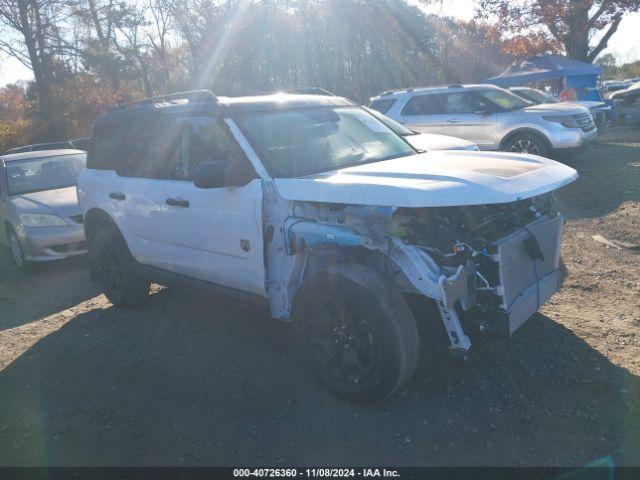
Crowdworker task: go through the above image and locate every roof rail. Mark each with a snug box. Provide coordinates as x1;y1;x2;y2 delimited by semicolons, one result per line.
109;90;218;112
448;84;464;88
283;87;337;96
380;87;416;96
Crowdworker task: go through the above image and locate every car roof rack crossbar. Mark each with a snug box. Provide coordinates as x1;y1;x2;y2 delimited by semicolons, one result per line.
109;90;218;112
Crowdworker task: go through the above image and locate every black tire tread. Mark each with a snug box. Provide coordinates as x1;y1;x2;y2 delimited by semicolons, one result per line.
294;263;419;402
90;227;150;308
503;132;550;158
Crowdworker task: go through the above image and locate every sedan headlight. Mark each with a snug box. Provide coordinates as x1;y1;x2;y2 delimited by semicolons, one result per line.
543;115;579;128
19;213;68;227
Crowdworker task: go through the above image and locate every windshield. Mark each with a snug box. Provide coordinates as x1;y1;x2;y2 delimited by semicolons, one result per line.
477;88;532;112
5;153;86;195
363;106;416;136
235;106;416;178
513;88;558;104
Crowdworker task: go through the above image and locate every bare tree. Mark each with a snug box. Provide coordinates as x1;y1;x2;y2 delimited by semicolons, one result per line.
0;0;63;131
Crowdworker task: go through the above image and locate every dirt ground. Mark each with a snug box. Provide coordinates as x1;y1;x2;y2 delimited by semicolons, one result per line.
1;127;639;467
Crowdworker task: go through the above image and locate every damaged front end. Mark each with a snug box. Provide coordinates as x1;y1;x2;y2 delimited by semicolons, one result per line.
386;193;563;351
280;192;564;353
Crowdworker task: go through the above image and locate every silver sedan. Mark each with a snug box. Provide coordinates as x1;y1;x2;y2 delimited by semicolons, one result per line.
0;149;87;271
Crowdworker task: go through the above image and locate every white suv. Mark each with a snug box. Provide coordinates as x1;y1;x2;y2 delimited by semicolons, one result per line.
370;84;597;157
79;90;577;402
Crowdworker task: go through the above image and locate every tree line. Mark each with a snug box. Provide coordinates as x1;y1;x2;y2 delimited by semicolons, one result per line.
0;0;638;150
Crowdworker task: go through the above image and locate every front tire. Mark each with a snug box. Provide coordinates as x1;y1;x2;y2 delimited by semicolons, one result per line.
89;227;150;307
293;263;419;403
503;132;550;158
7;227;33;272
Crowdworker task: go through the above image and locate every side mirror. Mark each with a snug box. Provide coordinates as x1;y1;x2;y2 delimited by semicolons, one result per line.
193;160;253;189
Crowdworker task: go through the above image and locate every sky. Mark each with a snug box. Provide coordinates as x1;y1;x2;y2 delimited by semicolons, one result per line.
1;0;639;87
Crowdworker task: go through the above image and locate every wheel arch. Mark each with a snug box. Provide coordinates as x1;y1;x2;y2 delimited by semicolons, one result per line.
83;208;120;244
302;245;389;282
3;220;16;244
499;128;553;152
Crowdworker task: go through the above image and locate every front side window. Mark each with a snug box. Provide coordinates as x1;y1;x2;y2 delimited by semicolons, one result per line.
6;153;86;195
476;88;531;112
442;92;487;114
512;89;557;104
235;106;416;178
182;116;243;177
165;116;250;180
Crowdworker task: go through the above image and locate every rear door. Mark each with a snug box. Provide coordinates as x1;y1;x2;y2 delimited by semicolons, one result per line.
158;115;265;296
107;118;174;266
398;93;448;134
438;92;497;149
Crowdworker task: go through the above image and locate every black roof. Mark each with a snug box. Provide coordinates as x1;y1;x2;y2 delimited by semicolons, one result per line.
93;90;354;128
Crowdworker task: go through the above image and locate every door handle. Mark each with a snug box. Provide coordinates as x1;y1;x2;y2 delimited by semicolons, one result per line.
446;119;460;124
166;197;189;208
109;192;126;200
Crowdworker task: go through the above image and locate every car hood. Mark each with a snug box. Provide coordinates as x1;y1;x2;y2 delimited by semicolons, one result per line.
612;84;640;97
523;102;588;115
574;100;606;109
274;151;578;208
9;186;81;217
405;133;477;151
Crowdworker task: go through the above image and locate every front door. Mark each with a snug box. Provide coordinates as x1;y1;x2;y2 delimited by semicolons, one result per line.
438;92;497;149
159;115;265;297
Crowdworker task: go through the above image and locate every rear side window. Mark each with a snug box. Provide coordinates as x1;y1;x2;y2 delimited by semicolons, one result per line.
369;99;396;114
87;124;128;170
401;94;446;115
117;117;181;179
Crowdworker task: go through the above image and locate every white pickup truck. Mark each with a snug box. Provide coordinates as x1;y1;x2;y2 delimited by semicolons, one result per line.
78;90;577;402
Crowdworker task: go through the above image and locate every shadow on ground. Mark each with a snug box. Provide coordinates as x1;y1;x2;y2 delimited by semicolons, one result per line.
0;250;99;331
0;289;638;466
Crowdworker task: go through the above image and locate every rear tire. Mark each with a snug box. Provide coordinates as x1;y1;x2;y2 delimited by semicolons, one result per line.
502;132;550;158
89;227;150;307
293;263;419;403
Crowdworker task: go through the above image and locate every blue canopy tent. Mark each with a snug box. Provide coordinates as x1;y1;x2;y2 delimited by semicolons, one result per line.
485;54;604;101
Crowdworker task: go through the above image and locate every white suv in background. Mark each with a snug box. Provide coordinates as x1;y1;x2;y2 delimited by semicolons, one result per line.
79;90;578;402
370;84;597;157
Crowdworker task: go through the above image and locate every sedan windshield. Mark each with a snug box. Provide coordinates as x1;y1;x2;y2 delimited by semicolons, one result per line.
235;106;416;178
513;88;558;105
477;88;532;112
6;153;86;195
